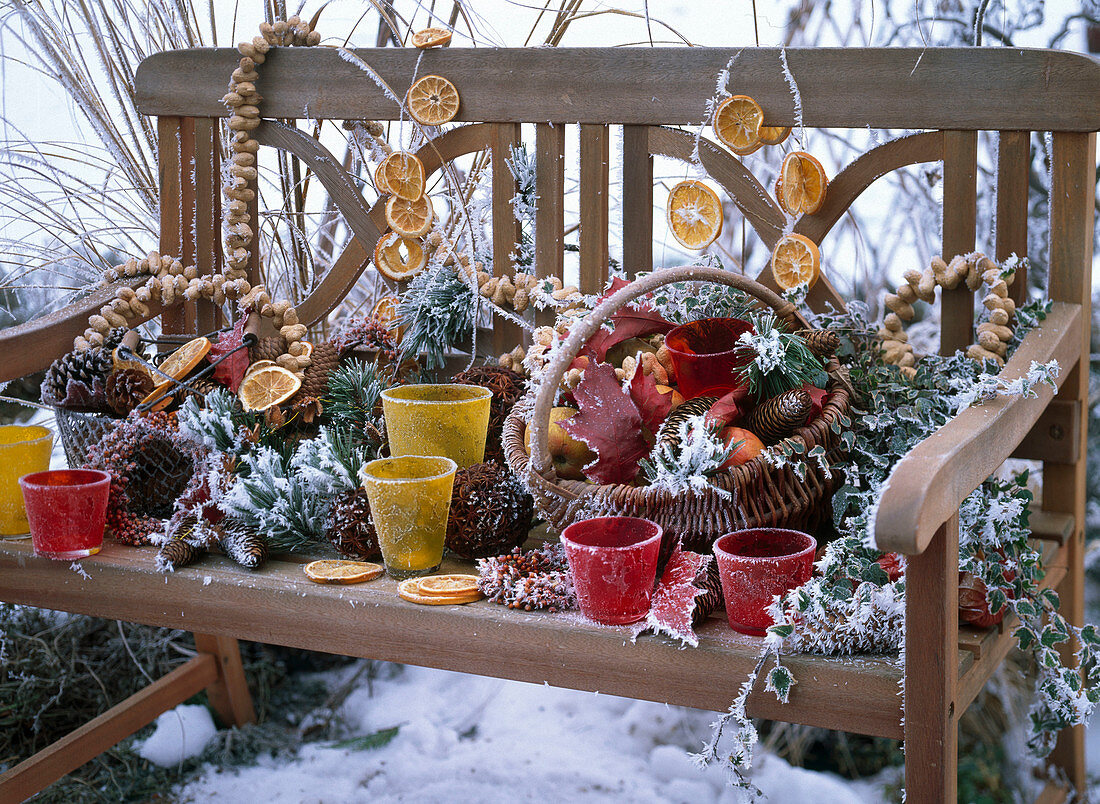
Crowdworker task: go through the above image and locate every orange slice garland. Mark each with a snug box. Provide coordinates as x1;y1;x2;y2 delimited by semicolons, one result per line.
412;27;452;49
771;233;821;290
376;151;426;201
374;231;428;281
371;296;404;339
385;194;434;238
666;179;724;250
759;125;792;146
712;95;764;156
153;336;211;385
406;75;460;126
778;151;828;215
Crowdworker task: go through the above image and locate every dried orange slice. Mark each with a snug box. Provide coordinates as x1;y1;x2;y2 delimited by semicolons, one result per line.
111;346;151;378
759;125;792;146
398;577;482;605
779;151;828;215
138;383;174;412
666;179;723;250
385;195;434;239
245;359;276;377
154;336;211;386
713;95;764;156
374;231;428;281
376;151;426;201
418;574;480;596
412;27;452;49
771;233;821;290
304;560;384;584
238;365;301;411
406;75;460;126
774;177;788;214
371;296;404;340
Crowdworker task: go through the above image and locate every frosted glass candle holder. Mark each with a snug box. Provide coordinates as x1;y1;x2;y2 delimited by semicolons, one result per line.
360;455;457;579
381;384;492;469
0;425;53;536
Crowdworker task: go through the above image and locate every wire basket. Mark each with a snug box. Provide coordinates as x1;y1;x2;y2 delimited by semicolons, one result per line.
53;407;122;468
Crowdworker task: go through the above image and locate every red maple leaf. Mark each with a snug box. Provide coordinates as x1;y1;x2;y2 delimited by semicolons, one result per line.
560;362;650;485
208;316;250;393
704;385;750;430
629;366;673;435
633;546;709;647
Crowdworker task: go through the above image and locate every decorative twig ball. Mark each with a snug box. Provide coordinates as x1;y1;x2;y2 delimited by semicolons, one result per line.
446;461;534;560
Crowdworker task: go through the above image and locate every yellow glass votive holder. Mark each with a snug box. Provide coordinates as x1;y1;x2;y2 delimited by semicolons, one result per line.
0;425;54;536
381;384;492;469
360;455;457;579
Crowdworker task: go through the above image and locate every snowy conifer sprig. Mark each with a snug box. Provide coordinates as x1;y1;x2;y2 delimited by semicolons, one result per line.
220;446;332;552
506;144;536;269
325;361;390;450
396;260;477;370
734;313;826;400
177;388;258;455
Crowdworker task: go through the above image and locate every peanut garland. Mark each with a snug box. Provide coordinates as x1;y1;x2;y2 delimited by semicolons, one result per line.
76;19;322;380
880;252;1017;379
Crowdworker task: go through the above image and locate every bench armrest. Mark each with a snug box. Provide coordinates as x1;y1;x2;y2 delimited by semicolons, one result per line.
873;301;1082;555
0;278;160;384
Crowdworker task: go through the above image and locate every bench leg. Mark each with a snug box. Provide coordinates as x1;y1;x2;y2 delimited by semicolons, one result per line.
1045;461;1087;797
904;518;959;802
193;633;256;727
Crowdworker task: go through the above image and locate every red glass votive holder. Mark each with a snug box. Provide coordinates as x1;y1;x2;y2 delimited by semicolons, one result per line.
19;469;111;560
560;517;663;625
663;318;754;400
713;528;817;636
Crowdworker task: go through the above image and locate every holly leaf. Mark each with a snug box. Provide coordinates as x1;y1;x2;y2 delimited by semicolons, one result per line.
560;361;650;485
208;316;250;393
704;385;750;430
629;366;672;434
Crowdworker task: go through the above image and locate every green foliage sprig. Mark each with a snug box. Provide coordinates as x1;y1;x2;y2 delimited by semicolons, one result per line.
396;262;476;370
734;312;827;399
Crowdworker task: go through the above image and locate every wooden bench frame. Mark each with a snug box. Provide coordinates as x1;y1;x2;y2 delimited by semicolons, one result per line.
1;46;1097;802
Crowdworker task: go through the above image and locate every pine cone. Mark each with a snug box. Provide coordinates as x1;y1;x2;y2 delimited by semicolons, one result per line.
106;368;155;416
183;376;220;402
446;462;534;559
220;529;269;569
656;395;718;450
692;558;725;627
747;388;812;444
299;340;339;398
41;347;114;405
452;366;527;464
803;329;840;359
326;488;381;560
249;335;287;364
155;538;204;572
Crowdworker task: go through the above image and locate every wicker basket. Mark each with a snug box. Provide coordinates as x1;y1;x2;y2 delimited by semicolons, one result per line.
503;265;851;555
53;407;121;468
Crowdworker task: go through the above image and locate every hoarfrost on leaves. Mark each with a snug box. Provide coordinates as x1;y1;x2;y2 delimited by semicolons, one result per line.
643;415;734;499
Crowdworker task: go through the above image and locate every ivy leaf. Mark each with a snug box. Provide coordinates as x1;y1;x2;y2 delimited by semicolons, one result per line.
765;665;795;704
1015;626;1036;651
561;362;650;485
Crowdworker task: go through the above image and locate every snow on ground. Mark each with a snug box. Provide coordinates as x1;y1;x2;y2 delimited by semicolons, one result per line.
175;663;889;803
137;705;217;767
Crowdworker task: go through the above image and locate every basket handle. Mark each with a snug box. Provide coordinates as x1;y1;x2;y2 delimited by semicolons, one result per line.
529;265;810;479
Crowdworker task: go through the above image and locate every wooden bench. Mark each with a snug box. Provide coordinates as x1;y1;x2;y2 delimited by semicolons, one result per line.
0;46;1097;802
